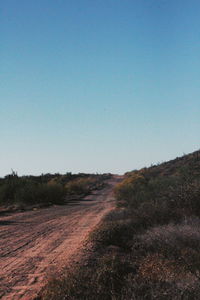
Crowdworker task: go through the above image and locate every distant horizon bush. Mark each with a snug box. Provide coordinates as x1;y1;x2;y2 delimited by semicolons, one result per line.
0;171;109;208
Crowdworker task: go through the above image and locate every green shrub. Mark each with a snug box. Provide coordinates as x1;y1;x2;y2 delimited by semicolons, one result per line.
0;172;106;207
0;174;26;205
0;172;66;206
65;176;101;195
14;183;65;205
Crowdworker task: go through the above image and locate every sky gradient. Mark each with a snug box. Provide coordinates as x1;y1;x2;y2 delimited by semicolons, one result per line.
1;0;200;176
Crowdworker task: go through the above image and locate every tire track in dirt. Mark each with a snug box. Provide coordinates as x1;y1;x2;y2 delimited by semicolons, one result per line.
0;176;121;300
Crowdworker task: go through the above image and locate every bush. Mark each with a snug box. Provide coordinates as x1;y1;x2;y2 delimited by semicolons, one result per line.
114;173;147;207
91;219;135;249
65;176;101;195
0;174;26;205
0;173;106;207
38;255;133;300
167;179;200;216
0;172;66;206
14;183;65;205
135;219;200;273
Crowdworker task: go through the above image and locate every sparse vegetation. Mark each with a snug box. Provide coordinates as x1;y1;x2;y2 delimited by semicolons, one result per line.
37;150;200;299
0;171;110;210
65;175;106;195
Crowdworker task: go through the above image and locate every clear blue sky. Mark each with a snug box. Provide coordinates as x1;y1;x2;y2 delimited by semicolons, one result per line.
1;0;200;176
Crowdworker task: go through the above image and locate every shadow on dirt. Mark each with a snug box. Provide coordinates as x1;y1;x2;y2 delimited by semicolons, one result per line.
0;220;23;226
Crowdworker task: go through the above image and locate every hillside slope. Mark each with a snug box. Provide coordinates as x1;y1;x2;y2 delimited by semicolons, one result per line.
40;150;200;300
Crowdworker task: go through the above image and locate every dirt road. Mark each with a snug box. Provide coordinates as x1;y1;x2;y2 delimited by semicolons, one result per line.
0;176;121;300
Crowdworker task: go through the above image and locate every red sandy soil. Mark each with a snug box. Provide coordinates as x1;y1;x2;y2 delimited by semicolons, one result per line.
0;176;122;300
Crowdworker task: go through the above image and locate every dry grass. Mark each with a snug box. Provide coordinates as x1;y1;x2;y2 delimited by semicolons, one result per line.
37;150;200;299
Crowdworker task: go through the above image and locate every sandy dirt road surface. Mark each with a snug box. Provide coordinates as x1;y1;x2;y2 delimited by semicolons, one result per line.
0;176;122;300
